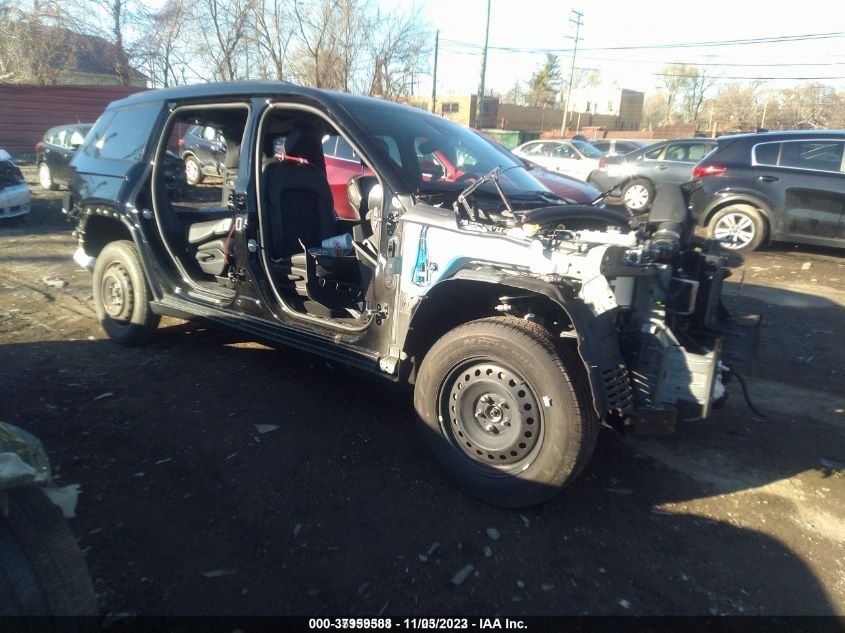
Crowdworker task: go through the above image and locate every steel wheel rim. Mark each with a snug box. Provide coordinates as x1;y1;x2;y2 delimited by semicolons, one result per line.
623;184;649;210
185;158;199;182
100;262;134;321
438;359;544;474
39;164;51;189
713;212;755;249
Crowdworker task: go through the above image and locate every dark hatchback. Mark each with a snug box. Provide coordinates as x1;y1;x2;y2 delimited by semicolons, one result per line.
35;123;93;190
688;130;845;251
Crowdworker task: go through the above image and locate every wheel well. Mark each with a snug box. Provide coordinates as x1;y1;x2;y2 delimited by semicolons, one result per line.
81;216;133;259
704;200;770;237
400;279;573;384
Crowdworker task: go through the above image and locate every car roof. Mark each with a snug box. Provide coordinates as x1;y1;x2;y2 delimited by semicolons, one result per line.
107;80;417;117
716;129;845;143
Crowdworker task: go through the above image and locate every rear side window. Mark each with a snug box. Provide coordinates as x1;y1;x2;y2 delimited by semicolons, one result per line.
754;142;780;166
779;140;844;172
334;136;360;161
79;113;114;158
644;145;664;159
95;104;161;162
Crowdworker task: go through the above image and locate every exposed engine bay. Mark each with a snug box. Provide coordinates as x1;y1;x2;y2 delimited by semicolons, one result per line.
406;169;760;433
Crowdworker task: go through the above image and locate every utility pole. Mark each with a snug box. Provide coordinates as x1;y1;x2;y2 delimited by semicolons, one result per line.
476;0;492;128
561;9;583;136
432;30;439;113
760;99;768;130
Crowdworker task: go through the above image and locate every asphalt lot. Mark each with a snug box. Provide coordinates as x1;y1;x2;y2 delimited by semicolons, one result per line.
1;165;844;616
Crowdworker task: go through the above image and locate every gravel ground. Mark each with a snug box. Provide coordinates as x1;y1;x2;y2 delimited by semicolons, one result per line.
1;164;844;616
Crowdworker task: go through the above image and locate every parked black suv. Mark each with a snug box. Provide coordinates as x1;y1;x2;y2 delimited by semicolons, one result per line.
688;130;845;251
179;124;227;184
63;81;757;507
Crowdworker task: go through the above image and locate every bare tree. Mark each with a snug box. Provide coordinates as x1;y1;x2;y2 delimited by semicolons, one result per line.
0;1;77;84
193;0;250;81
292;0;339;89
249;0;294;80
140;0;188;87
366;6;430;99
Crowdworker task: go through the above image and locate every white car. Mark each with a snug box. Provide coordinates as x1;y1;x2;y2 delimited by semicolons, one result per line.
512;139;603;182
0;149;31;220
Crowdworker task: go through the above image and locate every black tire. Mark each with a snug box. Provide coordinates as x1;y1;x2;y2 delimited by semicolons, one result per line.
183;155;203;185
621;178;653;212
38;162;57;191
707;204;767;252
92;240;160;346
0;487;97;622
414;316;598;508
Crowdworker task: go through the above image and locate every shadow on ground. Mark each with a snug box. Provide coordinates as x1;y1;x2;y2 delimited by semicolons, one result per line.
1;280;843;615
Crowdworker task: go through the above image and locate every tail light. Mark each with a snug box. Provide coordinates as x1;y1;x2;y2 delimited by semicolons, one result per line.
693;164;727;178
598;155;607;169
178;138;184;148
35;142;42;151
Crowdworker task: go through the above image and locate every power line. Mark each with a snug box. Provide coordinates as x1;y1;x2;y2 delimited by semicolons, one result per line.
656;72;845;80
439;31;845;55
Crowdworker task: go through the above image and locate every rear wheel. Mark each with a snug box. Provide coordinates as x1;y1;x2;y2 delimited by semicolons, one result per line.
414;317;598;507
708;204;766;252
92;240;159;345
621;178;653;211
39;163;56;191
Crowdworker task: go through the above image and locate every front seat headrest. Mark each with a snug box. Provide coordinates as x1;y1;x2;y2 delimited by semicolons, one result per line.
284;123;325;170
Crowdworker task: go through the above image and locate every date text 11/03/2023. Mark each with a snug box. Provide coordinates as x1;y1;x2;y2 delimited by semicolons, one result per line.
308;618;528;629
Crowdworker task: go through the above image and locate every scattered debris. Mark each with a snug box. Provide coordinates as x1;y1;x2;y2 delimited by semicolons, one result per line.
801;262;812;270
293;523;302;538
254;424;279;434
201;569;236;578
485;527;500;541
419;542;440;562
307;589;319;597
356;581;371;596
618;599;631;609
43;484;81;518
516;580;525;588
519;514;531;527
93;392;114;401
483;546;493;559
511;596;523;603
42;276;67;289
605;487;634;495
154;458;172;465
133;472;145;478
450;564;474;586
541;583;555;592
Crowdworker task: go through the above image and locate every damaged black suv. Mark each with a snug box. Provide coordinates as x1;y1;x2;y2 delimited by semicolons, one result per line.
64;82;757;507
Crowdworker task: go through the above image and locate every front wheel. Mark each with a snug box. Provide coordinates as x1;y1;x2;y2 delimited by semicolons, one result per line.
39;163;57;191
708;204;766;252
414;317;598;507
92;240;160;345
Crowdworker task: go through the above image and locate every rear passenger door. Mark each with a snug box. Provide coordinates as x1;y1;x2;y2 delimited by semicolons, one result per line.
656;142;712;184
754;139;845;240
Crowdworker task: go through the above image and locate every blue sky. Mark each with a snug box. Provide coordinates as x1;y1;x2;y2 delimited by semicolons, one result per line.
404;0;845;98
